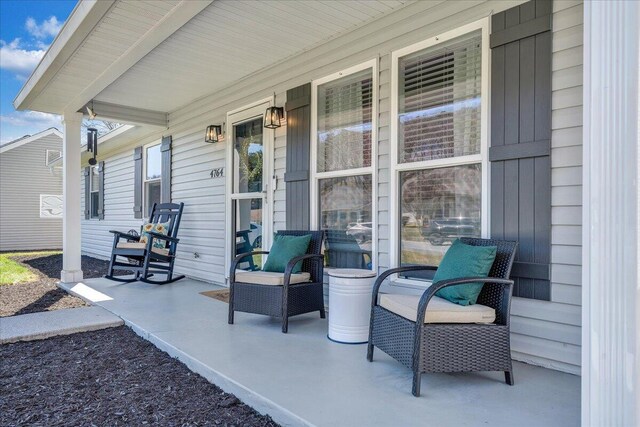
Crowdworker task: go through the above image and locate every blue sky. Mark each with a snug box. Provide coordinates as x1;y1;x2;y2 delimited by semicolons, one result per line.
0;0;76;144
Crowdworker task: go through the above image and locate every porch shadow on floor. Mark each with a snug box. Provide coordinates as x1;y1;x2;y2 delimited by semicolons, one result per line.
62;277;580;427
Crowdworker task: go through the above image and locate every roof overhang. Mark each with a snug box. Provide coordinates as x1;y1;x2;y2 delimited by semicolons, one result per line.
15;0;416;125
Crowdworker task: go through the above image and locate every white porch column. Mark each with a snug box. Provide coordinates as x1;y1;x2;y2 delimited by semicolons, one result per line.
61;112;84;283
583;1;640;426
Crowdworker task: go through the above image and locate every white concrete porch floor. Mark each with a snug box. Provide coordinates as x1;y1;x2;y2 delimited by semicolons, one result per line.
65;277;580;427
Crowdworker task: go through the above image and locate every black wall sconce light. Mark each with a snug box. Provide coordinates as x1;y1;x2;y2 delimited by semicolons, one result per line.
87;127;98;165
264;93;284;129
205;124;223;143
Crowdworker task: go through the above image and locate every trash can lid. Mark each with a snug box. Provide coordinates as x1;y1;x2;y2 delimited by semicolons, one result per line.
326;268;377;279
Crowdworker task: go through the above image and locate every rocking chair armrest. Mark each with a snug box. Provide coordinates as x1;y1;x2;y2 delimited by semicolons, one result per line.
109;230;140;241
370;265;438;308
283;254;324;284
230;251;270;281
145;231;179;243
415;277;514;325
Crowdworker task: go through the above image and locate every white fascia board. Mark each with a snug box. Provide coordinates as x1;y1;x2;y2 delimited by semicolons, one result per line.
0;128;63;154
13;0;116;112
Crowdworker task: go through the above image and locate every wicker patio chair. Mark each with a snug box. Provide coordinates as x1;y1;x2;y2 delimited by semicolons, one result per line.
367;237;518;397
228;230;325;333
105;202;185;285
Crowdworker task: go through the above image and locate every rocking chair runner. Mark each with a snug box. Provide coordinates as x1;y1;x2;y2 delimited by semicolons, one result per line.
105;202;185;285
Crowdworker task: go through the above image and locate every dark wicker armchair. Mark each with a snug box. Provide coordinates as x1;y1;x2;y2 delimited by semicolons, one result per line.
228;230;325;333
367;237;518;397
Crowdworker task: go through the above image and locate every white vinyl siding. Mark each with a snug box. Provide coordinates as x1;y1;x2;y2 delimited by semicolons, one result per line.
0;132;63;251
80;0;583;374
81;150;141;259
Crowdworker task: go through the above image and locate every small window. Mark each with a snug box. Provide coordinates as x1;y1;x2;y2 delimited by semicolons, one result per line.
144;144;162;216
89;166;100;219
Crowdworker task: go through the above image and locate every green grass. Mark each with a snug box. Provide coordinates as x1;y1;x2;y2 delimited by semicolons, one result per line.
0;251;60;286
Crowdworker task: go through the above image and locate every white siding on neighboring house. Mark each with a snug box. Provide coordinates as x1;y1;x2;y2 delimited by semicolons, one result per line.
82;0;583;374
0;130;63;251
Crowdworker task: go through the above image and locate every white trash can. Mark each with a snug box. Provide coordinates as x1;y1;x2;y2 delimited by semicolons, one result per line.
327;268;377;344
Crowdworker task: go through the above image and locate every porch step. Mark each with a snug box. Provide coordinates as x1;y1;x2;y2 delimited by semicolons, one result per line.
0;306;124;344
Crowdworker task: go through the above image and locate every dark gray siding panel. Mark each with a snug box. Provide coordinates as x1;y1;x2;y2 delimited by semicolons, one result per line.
133;146;143;219
490;0;552;300
284;83;311;230
161;135;172;203
84;166;91;220
98;161;105;220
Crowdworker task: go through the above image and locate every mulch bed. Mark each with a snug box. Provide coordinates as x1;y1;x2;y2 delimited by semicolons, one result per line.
0;326;279;427
0;253;118;317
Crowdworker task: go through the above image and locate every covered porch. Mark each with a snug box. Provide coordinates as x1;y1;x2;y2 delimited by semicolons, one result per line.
62;277;580;427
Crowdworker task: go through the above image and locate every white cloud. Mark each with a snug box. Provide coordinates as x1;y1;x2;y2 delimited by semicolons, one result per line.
0;38;45;78
25;16;63;39
0;110;61;129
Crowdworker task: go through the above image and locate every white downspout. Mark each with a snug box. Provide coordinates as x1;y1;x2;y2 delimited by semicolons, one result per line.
61;112;84;283
582;1;640;425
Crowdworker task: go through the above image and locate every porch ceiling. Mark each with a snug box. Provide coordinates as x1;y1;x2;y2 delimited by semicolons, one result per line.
15;0;415;117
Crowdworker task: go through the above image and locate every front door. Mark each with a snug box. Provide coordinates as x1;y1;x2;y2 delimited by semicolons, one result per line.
226;101;273;274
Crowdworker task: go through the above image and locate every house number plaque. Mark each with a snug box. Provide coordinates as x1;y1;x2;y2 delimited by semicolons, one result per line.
210;168;224;178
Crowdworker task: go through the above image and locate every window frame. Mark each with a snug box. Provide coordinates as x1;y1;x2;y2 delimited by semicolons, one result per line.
89;165;100;219
143;141;162;218
310;58;378;271
389;18;491;288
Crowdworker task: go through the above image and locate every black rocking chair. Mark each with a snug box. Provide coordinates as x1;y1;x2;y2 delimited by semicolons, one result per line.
105;202;185;285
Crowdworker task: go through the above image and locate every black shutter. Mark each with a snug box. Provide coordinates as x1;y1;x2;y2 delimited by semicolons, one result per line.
98;161;105;220
490;0;552;300
133;146;143;219
284;83;311;230
161;135;172;203
83;166;90;220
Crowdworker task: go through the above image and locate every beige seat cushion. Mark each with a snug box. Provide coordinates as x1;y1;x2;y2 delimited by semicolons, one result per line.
116;242;169;256
235;271;311;286
379;293;495;324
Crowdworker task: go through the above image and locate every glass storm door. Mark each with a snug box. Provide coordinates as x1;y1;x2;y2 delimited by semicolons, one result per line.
227;103;273;272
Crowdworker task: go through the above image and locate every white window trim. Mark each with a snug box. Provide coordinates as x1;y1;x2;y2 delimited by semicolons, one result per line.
224;96;275;278
310;58;378;271
89;165;99;219
143;141;162;218
389;18;491;289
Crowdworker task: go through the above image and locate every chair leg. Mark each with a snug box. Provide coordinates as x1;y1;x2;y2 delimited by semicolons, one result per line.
319;307;326;319
412;371;422;397
282;316;288;334
505;370;514;385
366;342;374;362
228;285;234;324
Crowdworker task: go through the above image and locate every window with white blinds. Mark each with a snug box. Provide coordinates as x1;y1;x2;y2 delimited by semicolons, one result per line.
312;61;377;271
398;30;482;163
317;68;373;172
391;21;489;275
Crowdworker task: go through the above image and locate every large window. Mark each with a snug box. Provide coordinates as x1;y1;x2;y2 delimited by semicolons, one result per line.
89;165;100;219
392;21;488;273
313;61;376;270
144;143;162;216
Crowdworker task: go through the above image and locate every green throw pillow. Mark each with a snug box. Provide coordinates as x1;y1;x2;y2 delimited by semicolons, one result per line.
263;234;312;274
433;239;497;306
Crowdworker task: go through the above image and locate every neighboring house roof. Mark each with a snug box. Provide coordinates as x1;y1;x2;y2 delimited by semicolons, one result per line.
0;128;62;154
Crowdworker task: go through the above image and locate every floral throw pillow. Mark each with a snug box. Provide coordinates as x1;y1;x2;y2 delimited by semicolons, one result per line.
139;222;170;249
